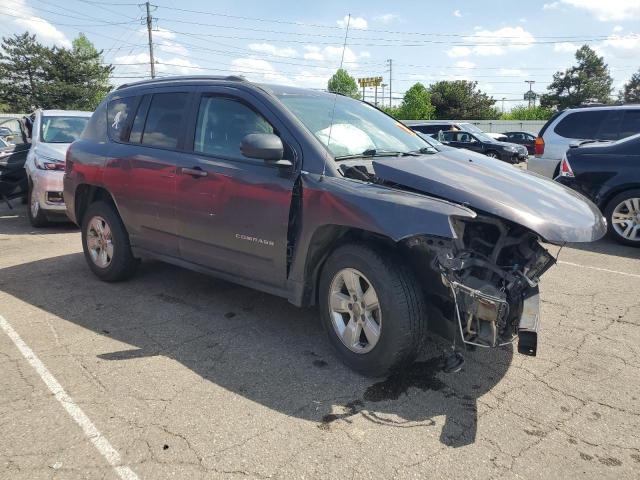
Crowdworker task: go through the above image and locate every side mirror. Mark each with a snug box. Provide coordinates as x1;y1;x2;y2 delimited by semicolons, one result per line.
240;133;288;164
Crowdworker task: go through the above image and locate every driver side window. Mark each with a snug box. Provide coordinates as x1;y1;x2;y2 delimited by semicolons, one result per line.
194;96;274;160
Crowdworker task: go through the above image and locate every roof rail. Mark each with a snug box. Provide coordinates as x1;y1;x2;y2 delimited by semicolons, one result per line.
116;75;248;90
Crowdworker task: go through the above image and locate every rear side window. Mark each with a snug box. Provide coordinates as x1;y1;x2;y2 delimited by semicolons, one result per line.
107;96;139;142
620;110;640;139
141;93;189;149
194;96;273;159
554;110;608;139
81;101;108;142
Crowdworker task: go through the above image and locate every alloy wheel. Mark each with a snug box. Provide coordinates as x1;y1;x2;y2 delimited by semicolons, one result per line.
86;216;114;268
611;198;640;242
328;268;382;354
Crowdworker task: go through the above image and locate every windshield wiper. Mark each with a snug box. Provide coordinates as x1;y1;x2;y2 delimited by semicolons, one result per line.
335;149;421;161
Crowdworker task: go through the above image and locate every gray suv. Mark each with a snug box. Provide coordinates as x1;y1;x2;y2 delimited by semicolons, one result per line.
529;105;640;178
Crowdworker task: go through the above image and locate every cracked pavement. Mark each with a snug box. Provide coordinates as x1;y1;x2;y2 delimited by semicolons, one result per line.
0;203;639;479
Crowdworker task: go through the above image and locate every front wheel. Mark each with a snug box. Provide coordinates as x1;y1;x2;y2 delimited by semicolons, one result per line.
319;244;427;377
81;201;138;281
604;190;640;247
485;151;499;159
27;182;50;227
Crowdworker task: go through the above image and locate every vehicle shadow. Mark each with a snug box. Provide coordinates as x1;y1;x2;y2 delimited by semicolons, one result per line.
0;252;512;448
0;204;77;235
566;237;639;260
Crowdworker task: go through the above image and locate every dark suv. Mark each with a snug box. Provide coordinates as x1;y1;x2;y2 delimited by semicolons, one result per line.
64;76;605;376
440;130;525;163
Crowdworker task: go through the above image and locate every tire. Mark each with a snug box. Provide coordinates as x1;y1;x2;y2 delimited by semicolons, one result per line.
81;201;138;281
27;182;50;227
604;189;640;247
485;151;499;159
318;243;427;377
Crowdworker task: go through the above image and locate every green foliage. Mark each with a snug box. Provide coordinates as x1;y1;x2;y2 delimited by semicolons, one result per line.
540;45;613;110
0;32;113;112
379;105;401;118
0;33;48;112
327;68;360;99
501;105;554;120
428;80;498;119
396;83;434;120
620;70;640;104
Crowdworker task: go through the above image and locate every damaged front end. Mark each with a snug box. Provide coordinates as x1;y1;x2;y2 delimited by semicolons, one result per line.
407;215;556;356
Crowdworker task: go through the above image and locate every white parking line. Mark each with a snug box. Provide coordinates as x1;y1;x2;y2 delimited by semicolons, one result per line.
0;314;139;480
558;260;640;279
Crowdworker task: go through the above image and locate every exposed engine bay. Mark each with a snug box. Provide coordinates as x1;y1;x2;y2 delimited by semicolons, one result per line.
339;161;557;355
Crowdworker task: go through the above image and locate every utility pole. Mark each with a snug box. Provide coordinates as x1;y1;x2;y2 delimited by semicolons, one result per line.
381;83;387;107
145;2;156;79
502;97;506;114
525;80;536;108
386;59;392;107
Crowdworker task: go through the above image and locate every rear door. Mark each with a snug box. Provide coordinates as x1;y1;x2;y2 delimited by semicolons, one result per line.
175;87;298;289
107;89;195;257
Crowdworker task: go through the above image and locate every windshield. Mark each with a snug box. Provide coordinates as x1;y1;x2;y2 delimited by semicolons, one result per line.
473;132;497;143
40;116;89;143
459;122;484;134
276;92;428;158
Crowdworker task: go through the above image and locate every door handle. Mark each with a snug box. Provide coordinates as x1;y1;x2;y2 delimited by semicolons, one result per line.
182;167;207;178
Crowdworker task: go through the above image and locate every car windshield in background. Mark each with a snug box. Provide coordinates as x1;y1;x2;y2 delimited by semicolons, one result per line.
275;92;427;158
41;116;89;143
474;132;497;143
460;123;484;134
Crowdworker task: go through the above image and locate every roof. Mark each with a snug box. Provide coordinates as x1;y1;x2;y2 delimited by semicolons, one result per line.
39;110;93;117
115;75;247;90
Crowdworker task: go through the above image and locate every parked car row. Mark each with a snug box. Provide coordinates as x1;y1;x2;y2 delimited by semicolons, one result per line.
403;120;529;163
0;111;91;223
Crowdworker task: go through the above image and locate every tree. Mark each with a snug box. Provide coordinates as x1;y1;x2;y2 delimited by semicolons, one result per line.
0;32;113;112
43;33;113;110
327;68;360;99
396;83;434;120
620;69;640;103
428;80;499;119
540;45;613;110
501;105;554;121
0;33;48;112
379;105;401;118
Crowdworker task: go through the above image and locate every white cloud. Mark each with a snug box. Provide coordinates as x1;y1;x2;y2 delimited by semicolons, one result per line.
113;52;201;78
453;10;462;17
302;45;358;64
374;13;400;24
247;43;297;58
446;46;472;58
560;0;640;21
230;58;296;85
601;33;640;58
613;25;624;32
553;41;579;53
8;0;70;47
337;15;368;30
446;26;535;57
455;60;476;69
543;2;559;10
359;51;371;58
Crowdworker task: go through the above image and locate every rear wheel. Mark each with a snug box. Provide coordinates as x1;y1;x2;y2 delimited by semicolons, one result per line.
81;201;138;281
604;190;640;247
27;182;50;227
485;151;499;159
319;244;427;377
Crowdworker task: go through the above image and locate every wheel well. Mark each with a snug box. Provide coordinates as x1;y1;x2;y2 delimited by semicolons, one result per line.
75;185;116;224
600;186;640;211
303;226;396;306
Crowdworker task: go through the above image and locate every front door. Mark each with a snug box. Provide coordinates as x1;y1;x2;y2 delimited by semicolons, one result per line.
175;89;298;289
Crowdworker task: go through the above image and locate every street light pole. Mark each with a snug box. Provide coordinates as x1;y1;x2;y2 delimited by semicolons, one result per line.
525;80;536;108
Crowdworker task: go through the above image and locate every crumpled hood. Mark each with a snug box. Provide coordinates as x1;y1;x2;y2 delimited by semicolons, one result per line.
33;142;70;161
373;149;606;243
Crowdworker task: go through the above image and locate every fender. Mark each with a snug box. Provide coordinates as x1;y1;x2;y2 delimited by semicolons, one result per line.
286;173;476;306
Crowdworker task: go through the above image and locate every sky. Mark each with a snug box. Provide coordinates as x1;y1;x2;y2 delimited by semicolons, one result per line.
1;0;639;109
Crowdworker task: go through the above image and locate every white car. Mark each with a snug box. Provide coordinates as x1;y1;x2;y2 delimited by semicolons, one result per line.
528;105;640;178
25;110;91;226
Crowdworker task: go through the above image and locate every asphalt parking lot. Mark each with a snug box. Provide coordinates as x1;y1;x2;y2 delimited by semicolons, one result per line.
1;202;639;480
